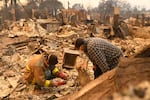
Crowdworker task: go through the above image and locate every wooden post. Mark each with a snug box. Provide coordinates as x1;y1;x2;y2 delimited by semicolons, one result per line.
3;0;8;22
141;14;145;27
148;16;150;25
113;15;119;28
113;7;122;38
32;9;35;19
113;7;120;27
45;7;49;18
12;7;16;21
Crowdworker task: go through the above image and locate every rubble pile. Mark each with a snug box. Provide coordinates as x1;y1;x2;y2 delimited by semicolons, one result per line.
111;38;150;57
0;19;150;100
129;26;150;39
107;81;150;100
2;19;48;37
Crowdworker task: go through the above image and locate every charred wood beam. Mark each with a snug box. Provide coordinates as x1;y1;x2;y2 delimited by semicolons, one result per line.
7;37;38;48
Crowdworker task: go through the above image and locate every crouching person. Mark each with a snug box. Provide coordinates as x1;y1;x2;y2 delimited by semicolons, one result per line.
24;54;68;88
75;38;123;79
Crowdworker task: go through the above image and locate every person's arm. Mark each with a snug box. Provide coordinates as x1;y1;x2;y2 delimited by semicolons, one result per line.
88;47;110;73
52;67;68;80
34;67;66;86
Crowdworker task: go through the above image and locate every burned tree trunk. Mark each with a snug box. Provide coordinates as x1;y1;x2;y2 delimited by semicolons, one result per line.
113;7;129;39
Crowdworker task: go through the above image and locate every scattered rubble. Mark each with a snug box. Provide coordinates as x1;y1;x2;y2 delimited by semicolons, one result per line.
0;19;150;100
5;19;48;37
111;37;150;57
107;81;150;100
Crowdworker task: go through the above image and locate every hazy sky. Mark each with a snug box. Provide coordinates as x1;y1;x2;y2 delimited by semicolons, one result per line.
1;0;149;10
58;0;150;10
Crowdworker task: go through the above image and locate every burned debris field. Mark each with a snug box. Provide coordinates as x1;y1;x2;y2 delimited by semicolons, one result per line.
0;0;150;100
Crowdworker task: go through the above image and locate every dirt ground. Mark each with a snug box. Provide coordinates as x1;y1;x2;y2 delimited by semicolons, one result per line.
0;21;150;99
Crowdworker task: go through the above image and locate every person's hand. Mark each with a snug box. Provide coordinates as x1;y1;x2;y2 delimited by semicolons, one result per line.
63;74;70;80
57;72;69;80
93;66;96;71
81;62;87;70
51;80;66;86
75;57;88;70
